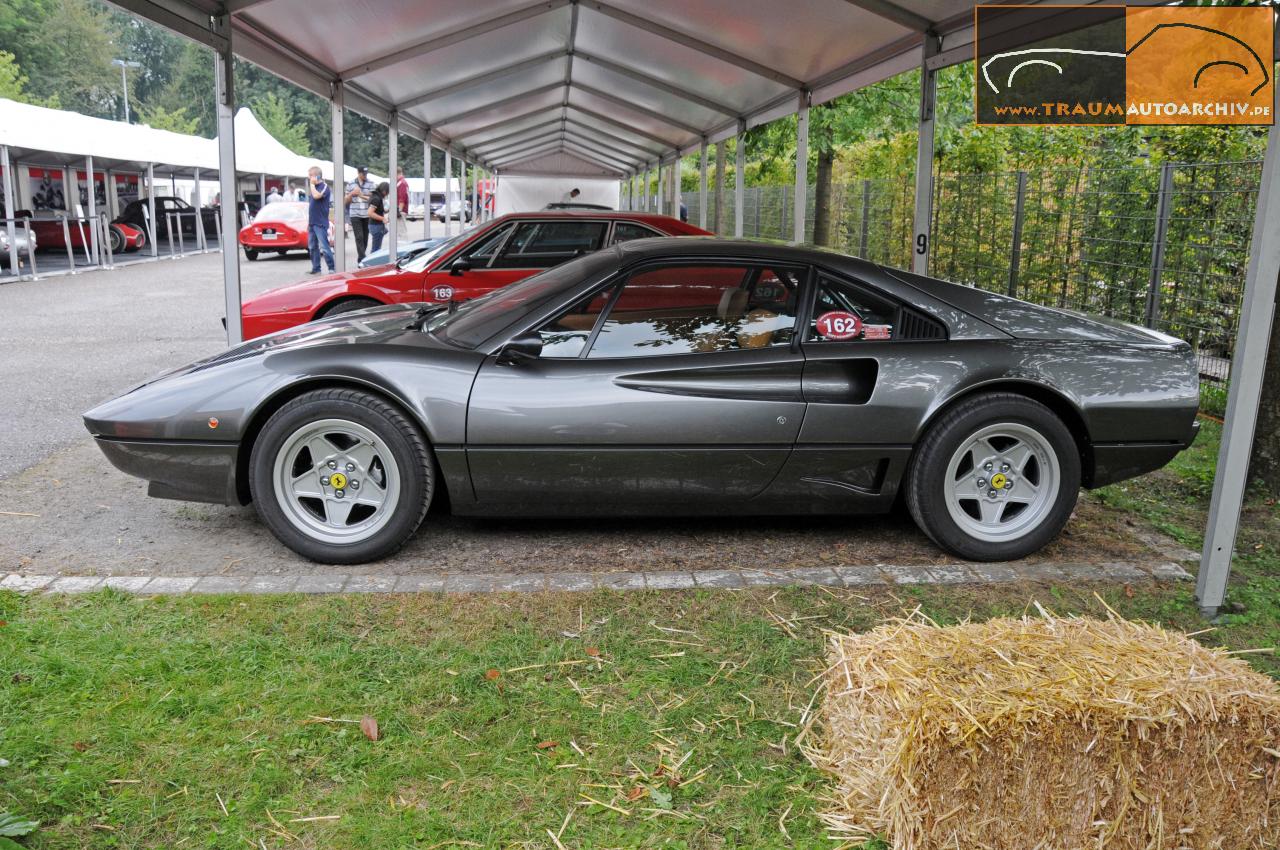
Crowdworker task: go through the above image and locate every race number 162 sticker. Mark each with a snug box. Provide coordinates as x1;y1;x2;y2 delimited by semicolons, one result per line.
815;311;862;340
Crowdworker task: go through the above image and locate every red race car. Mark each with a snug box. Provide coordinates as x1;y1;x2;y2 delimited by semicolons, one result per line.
239;201;334;261
20;213;146;254
239;210;709;340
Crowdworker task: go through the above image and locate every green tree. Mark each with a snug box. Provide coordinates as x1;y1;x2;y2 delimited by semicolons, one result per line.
0;0;119;116
136;102;199;134
252;91;312;156
0;49;58;106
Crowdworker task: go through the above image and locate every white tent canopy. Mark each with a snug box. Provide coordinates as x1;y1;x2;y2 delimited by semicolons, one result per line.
0;98;356;182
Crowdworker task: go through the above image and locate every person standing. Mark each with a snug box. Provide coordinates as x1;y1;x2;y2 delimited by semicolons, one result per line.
396;168;410;235
368;181;390;253
561;187;581;203
345;166;375;263
306;166;335;274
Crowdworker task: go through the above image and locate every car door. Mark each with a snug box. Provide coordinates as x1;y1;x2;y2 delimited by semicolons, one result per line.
767;270;951;510
465;260;808;511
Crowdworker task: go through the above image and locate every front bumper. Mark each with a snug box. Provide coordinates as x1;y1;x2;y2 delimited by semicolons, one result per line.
93;436;241;505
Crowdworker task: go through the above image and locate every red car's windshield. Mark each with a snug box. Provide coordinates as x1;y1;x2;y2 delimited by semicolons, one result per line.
254;202;307;223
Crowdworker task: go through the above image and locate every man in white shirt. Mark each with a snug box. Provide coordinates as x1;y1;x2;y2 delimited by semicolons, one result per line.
561;187;581;203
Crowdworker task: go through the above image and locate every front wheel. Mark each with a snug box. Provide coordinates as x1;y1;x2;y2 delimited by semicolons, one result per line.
249;389;434;563
905;393;1080;561
108;224;126;254
315;297;382;319
244;247;259;261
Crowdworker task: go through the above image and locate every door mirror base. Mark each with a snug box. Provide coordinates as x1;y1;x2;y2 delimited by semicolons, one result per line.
449;257;471;276
496;332;543;366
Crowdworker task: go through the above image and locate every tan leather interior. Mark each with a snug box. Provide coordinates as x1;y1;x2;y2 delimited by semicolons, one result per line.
717;288;750;321
736;309;779;349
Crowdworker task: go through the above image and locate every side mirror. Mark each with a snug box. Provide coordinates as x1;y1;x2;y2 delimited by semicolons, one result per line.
496;332;543;366
449;257;471;276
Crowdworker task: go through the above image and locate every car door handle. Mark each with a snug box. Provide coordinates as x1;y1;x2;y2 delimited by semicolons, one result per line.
802;360;879;405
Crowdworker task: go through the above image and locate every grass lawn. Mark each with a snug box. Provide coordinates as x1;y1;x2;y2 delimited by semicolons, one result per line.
1;417;1277;849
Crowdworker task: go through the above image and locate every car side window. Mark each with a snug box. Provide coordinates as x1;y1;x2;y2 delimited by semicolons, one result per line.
492;221;608;269
535;287;618;359
586;264;802;359
807;275;898;342
610;222;664;245
459;224;513;267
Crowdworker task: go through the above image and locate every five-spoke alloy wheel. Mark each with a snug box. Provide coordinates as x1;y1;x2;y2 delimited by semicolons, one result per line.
250;389;433;563
906;393;1079;561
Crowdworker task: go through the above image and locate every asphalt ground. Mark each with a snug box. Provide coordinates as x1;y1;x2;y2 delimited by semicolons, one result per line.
0;244;1187;580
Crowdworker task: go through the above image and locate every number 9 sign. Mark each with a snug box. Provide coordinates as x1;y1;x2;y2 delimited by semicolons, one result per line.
815;310;862;341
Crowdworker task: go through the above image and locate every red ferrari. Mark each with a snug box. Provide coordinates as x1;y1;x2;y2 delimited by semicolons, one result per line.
239;210;709;340
239;202;334;261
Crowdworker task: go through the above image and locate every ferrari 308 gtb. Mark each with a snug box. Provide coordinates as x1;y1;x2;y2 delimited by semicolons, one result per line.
84;239;1199;564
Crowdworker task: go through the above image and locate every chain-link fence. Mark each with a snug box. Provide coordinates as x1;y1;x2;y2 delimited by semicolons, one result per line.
682;158;1260;383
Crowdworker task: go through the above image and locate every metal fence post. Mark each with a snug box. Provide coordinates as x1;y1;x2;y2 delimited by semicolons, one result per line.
1144;162;1175;328
859;179;871;257
21;219;36;279
1008;170;1027;297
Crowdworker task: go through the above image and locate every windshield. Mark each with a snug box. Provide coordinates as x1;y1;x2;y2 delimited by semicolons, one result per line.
255;202;306;222
398;234;465;272
427;249;618;349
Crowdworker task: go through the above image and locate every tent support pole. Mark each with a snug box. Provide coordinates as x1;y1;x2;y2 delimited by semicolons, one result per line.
424;140;431;239
214;17;242;346
1197;122;1280;617
698;140;708;229
331;80;346;273
444;149;452;238
146;163;157;257
1;145;16;275
734;122;745;238
86;156;100;267
471;163;477;227
794;90;810;244
911;34;938;275
387;111;398;264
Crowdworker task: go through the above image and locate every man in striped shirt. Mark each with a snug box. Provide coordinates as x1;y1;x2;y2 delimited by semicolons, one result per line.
345;166;376;263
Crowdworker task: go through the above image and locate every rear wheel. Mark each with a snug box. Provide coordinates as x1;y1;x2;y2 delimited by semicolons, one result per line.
249;389;433;563
107;224;126;254
315;297;382;319
905;393;1080;561
133;230;147;252
244;247;259;261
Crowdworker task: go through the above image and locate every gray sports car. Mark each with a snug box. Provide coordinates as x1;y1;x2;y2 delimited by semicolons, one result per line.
84;238;1199;564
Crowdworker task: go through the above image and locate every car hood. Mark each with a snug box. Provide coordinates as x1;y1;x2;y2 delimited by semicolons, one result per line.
124;303;440;394
882;266;1184;345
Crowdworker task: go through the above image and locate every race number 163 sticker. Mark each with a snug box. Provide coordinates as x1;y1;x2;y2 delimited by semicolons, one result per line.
815;311;862;341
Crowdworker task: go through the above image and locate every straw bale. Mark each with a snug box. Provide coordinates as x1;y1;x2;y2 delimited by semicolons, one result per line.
805;612;1280;849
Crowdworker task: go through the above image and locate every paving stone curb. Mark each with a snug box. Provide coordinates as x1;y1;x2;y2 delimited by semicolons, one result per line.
1;561;1193;595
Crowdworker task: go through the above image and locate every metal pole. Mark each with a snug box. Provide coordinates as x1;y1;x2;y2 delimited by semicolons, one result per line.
471;163;478;228
21;220;36;279
424;140;432;239
444;149;452;237
794;91;809;244
1008;170;1027;297
859;180;871;257
146;163;157;257
259;173;265;210
1;145;16;275
193;167;206;252
1197;124;1280;617
387;111;398;263
214;18;242;346
698;139;708;229
331;81;346;272
1144;162;1175;328
714;141;725;234
734;122;745;238
912;35;939;275
85;156;100;267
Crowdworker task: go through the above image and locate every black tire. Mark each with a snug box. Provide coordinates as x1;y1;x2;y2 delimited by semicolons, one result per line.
905;392;1080;562
244;247;259;261
315;297;382;319
133;230;147;252
249;389;434;563
108;224;126;254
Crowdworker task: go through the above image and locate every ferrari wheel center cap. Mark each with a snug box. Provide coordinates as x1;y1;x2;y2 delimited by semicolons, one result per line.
329;472;348;490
